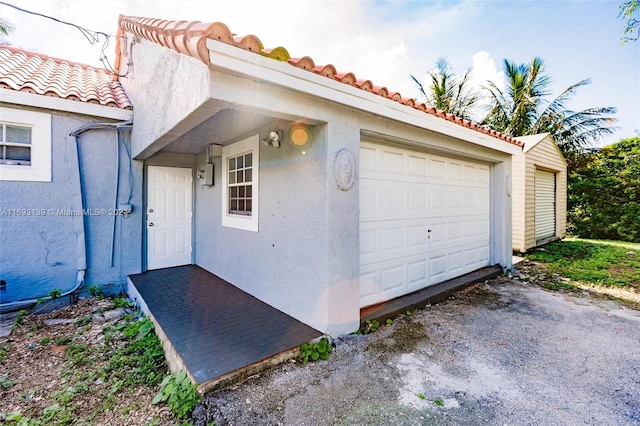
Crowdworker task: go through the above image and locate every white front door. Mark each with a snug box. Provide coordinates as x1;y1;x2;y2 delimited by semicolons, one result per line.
359;141;491;307
147;166;193;270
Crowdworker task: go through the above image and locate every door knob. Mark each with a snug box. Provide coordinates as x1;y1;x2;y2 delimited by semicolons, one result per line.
149;208;154;213
149;222;154;227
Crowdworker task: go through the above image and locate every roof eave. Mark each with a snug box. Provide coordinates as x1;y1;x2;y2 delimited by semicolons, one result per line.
0;89;133;121
205;39;522;156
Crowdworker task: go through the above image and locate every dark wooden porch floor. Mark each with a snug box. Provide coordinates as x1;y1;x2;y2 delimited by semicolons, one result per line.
127;265;321;387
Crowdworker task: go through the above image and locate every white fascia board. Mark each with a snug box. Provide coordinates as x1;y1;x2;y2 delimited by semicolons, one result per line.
0;90;133;121
206;39;522;156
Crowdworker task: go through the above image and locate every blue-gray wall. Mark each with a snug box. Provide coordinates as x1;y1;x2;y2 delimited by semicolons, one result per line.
0;111;143;302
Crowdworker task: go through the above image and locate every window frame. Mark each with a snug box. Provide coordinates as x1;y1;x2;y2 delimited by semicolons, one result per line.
221;134;259;232
0;107;51;182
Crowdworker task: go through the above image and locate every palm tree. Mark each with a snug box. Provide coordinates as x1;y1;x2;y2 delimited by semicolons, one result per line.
482;57;617;165
411;58;479;122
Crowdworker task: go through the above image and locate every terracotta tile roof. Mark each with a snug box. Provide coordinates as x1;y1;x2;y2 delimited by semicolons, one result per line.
0;46;132;110
117;15;522;148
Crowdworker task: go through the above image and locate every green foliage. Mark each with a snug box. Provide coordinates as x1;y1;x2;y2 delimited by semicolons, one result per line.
55;336;72;346
112;295;133;309
619;0;639;43
525;239;640;289
49;289;62;299
405;310;413;316
87;285;104;298
385;319;393;326
0;344;10;361
66;342;92;367
434;398;445;407
411;58;479;121
100;318;166;387
568;138;640;242
0;411;24;423
14;310;28;325
0;374;14;389
357;319;380;335
152;370;200;420
482;57;616;168
416;393;426;400
75;316;92;327
3;306;170;425
299;337;333;364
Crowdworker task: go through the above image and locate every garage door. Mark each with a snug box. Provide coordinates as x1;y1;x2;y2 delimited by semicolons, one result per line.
359;141;491;308
535;169;556;241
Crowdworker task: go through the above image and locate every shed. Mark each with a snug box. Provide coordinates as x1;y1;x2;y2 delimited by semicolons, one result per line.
512;133;567;253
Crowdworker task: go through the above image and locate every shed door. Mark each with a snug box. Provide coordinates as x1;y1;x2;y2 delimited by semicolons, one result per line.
535;169;556;241
359;141;491;308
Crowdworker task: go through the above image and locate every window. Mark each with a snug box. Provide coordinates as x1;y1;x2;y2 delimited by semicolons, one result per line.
227;152;253;216
1;124;32;165
222;135;259;231
0;107;51;182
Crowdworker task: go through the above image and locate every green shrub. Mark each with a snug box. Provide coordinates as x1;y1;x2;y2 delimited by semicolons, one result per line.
152;370;200;420
300;337;332;364
568;137;640;242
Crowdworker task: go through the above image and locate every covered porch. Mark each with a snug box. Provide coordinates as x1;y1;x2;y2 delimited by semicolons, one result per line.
127;265;322;392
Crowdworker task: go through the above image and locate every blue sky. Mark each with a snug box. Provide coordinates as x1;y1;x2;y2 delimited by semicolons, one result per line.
2;0;637;146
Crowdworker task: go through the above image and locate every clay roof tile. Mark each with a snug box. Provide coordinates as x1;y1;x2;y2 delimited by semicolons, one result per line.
115;14;522;148
0;46;132;109
289;56;316;71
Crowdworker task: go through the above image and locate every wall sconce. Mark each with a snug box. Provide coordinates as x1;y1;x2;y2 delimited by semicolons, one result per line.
262;130;282;148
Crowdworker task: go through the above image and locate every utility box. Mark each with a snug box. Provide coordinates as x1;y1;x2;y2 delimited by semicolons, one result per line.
201;163;214;186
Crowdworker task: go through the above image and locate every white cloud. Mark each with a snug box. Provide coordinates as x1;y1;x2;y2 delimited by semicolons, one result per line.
469;51;504;93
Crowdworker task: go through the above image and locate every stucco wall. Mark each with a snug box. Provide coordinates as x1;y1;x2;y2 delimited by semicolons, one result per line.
118;36;215;159
0;110;143;302
194;125;335;332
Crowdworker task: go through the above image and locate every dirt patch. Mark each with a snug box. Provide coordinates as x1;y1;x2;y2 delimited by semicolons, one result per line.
370;316;429;355
0;297;176;425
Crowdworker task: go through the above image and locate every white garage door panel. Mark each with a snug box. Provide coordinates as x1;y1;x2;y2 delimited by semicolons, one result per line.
359;141;491;307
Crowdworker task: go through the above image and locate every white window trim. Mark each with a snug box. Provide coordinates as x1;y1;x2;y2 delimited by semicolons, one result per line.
0;107;51;182
222;134;259;232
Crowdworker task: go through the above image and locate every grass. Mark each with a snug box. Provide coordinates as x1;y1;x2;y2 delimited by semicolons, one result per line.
524;239;639;290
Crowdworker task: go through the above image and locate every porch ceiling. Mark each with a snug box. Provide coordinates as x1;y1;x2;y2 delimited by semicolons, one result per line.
161;108;275;154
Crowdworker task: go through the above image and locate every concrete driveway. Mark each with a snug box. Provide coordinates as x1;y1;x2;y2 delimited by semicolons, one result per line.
193;277;640;425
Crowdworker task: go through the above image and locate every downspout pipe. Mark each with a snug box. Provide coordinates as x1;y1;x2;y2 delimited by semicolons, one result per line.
0;120;132;313
0;133;86;313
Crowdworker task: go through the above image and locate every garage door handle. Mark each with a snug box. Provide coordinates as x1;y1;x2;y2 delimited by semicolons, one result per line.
427;228;432;239
149;222;154;227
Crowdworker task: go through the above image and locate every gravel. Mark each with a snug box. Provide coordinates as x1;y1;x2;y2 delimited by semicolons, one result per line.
193;276;640;425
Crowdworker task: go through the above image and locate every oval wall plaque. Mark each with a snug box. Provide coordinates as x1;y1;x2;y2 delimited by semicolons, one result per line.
333;148;355;191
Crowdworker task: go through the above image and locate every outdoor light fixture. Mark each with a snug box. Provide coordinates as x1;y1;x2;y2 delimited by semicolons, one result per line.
289;125;310;147
262;130;282;148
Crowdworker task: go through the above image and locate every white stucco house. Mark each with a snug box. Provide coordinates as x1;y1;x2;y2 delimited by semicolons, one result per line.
115;15;523;336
